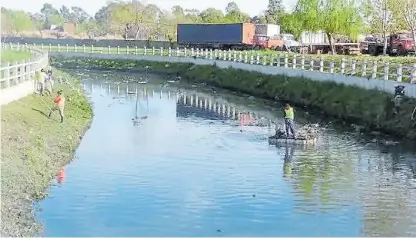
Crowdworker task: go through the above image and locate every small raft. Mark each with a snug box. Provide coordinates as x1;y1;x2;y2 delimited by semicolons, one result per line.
268;125;319;145
268;135;317;145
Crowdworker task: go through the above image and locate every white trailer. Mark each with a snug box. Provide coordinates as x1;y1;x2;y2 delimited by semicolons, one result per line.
255;24;281;37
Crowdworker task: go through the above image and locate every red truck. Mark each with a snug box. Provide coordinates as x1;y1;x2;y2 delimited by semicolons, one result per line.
177;23;283;50
367;32;415;56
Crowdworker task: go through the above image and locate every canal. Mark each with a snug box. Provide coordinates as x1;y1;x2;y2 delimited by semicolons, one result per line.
37;70;416;237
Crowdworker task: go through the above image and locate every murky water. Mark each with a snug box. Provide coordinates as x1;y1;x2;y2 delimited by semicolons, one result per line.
37;71;416;237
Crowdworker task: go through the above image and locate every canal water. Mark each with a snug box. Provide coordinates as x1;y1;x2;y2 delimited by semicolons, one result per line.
37;70;416;237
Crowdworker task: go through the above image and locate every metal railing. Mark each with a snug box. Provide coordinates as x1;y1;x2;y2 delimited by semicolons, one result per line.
1;44;49;89
7;42;416;83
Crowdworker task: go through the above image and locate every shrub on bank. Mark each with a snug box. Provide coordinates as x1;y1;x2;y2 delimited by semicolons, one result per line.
52;57;416;139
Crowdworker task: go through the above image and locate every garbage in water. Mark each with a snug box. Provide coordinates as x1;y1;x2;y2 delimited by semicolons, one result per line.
269;124;319;145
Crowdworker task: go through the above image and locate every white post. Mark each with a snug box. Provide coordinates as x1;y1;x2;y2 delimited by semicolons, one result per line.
372;62;378;79
239;52;242;62
361;61;367;77
383;63;389;80
4;62;10;88
310;59;314;71
152;47;155;55
396;64;402;82
117;46;120;54
74;44;78;52
410;64;416;83
66;44;69;52
284;54;288;68
176;47;180;57
292;56;297;69
351;60;356;75
57;44;60;52
233;51;237;62
256;54;260;64
250;55;254;64
184;48;187;57
49;44;52;51
83;44;86;53
41;43;44;50
244;51;248;63
160;47;163;56
91;45;94;53
329;60;335;74
144;46;147;55
135;46;138;54
108;46;111;54
191;48;194;57
126;46;129;54
319;58;324;72
301;55;305;70
341;58;345;74
168;47;172;57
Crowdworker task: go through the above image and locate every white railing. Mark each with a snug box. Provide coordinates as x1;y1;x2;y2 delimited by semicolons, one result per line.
1;44;49;105
7;42;416;83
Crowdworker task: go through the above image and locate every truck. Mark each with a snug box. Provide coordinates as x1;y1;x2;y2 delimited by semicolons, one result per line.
298;31;361;55
255;24;281;37
177;23;283;50
367;32;415;56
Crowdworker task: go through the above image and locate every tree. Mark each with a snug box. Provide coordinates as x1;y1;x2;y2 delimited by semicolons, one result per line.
265;0;285;24
362;0;397;55
392;0;416;48
4;10;34;35
199;8;225;23
71;6;90;24
293;0;363;54
59;6;72;22
224;2;250;23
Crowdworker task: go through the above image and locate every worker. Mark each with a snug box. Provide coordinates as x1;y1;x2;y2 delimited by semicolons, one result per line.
283;103;296;138
47;70;54;90
36;69;46;96
48;90;65;123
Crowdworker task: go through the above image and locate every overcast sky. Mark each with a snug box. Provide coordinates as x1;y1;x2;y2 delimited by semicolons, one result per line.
2;0;296;17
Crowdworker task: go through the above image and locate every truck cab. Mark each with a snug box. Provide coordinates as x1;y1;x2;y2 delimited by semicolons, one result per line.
252;34;283;50
389;32;415;56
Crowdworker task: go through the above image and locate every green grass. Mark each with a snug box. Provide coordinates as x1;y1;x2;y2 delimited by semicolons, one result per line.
1;49;33;64
51;56;416;140
33;44;416;82
1;69;92;236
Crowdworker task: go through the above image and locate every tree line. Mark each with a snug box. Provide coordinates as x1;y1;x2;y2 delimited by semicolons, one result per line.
1;0;415;47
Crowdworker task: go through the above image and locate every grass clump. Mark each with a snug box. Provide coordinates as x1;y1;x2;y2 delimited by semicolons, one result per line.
52;56;416;140
1;69;92;236
1;50;33;64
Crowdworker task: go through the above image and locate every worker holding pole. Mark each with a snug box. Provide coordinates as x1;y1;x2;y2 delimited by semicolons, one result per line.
48;90;65;123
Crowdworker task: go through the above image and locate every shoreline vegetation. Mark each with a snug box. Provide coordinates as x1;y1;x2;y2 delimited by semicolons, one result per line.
0;69;92;236
51;56;416;140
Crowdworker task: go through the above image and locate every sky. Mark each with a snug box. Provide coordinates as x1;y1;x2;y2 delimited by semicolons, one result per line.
1;0;296;17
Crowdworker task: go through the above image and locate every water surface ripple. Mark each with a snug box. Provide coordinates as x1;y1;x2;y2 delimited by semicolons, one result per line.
37;77;416;237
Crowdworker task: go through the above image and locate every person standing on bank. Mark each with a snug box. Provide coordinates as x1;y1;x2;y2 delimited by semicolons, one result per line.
36;69;46;96
283;103;296;138
48;90;65;123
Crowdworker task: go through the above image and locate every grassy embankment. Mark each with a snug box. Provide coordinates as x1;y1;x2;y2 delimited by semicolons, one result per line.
1;49;33;64
52;57;416;140
1;69;92;236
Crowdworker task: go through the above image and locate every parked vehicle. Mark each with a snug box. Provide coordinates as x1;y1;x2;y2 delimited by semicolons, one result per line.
177;23;283;50
255;24;281;37
367;32;415;56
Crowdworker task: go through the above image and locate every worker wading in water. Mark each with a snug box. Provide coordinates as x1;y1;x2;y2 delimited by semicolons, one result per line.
49;90;65;123
283;103;296;138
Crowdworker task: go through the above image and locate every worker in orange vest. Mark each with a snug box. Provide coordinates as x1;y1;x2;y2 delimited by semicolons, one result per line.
48;90;65;123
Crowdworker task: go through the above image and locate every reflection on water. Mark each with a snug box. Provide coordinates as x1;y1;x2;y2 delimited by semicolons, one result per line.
36;72;416;237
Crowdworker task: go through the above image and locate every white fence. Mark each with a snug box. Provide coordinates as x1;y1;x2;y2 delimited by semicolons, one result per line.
8;42;416;83
0;45;49;105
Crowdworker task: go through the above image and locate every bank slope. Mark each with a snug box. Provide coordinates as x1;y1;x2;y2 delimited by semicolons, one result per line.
1;69;93;236
51;57;416;140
